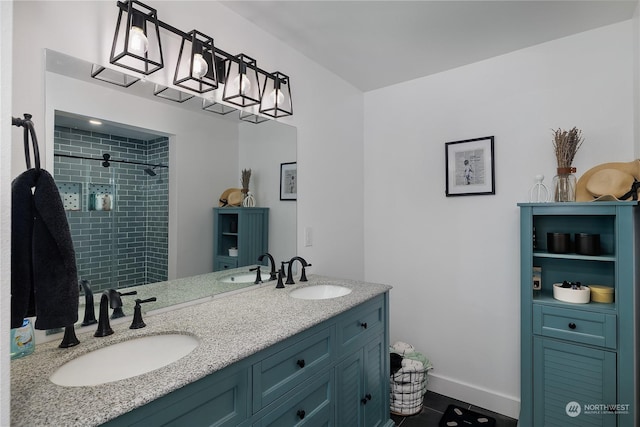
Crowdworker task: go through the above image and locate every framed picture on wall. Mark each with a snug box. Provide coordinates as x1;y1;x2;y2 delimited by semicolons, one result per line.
445;136;495;197
280;162;297;201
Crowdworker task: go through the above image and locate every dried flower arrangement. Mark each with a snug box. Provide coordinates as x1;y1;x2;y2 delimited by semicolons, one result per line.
241;169;252;194
553;127;584;169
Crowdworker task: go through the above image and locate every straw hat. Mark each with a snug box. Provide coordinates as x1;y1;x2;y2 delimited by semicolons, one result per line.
576;160;640;201
218;188;243;207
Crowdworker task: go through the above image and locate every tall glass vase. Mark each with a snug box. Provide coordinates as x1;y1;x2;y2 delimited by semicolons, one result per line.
553;167;576;202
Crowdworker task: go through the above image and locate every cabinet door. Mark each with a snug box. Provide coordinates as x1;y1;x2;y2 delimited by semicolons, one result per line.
336;348;364;426
363;336;385;427
335;336;386;427
533;337;616;427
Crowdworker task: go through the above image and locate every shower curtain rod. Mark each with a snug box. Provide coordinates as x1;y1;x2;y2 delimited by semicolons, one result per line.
54;153;168;169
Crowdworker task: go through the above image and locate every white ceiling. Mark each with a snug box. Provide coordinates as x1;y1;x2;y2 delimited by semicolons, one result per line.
221;1;638;92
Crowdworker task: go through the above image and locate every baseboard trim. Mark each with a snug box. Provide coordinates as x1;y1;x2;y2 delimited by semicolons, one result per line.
427;372;521;420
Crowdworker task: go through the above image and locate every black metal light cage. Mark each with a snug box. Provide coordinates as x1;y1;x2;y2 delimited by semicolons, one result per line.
222;54;261;107
259;71;293;118
174;30;218;94
110;0;164;75
110;0;293;117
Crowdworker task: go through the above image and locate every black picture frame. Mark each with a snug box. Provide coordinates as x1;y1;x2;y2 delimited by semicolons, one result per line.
280;162;297;201
445;136;495;197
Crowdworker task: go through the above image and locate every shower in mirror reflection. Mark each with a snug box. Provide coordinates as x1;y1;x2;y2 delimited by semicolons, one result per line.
53;111;170;294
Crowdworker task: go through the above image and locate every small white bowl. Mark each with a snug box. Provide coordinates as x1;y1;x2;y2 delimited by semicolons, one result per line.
553;283;590;304
228;248;238;257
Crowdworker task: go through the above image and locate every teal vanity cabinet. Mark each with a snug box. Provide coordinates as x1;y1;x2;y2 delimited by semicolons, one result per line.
519;202;639;427
103;293;393;427
213;207;269;271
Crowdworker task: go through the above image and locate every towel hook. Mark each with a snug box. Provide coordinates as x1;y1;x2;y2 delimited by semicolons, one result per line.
12;113;41;173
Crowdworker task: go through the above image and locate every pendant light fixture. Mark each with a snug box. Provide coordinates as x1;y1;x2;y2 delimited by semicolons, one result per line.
222;55;261;107
109;1;293;121
239;110;270;124
202;99;236;115
91;64;140;88
174;30;217;93
154;85;195;103
259;72;293;118
110;0;163;75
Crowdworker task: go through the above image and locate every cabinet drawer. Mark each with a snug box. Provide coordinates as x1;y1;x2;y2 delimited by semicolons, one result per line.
337;295;384;356
108;363;250;427
253;326;334;411
533;305;616;349
216;258;238;271
255;371;333;427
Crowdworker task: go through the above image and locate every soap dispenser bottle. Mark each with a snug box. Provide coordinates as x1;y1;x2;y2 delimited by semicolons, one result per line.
10;318;35;359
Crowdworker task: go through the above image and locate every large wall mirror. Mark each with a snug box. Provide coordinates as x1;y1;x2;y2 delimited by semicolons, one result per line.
44;49;296;326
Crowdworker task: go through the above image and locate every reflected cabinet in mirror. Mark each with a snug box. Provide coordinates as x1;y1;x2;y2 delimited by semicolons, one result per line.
44;49;297;334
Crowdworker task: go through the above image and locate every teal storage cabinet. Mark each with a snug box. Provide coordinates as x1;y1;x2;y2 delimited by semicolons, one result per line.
103;293;393;427
519;202;640;427
213;207;269;271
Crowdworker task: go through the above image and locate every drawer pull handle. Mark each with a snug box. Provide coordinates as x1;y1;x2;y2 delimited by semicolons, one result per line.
297;410;306;420
568;322;577;330
296;359;305;368
361;393;372;405
360;322;368;329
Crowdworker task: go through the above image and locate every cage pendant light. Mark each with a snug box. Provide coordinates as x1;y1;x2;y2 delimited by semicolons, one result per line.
259;72;293;118
222;54;261;107
174;30;217;93
110;0;164;75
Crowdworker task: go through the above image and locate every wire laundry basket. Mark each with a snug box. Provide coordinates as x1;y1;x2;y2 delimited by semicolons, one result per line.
389;367;429;416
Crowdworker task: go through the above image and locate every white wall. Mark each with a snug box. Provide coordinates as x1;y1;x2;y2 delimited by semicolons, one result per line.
364;21;634;418
0;1;12;423
239;121;297;264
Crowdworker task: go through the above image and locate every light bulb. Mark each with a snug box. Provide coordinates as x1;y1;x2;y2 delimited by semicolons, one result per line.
233;73;251;95
192;53;208;79
270;89;285;106
128;26;148;56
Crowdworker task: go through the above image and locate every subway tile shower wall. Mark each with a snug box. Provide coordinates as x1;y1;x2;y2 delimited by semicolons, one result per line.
54;126;169;293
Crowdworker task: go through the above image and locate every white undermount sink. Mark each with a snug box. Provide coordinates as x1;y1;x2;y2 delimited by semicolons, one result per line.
289;285;352;300
220;272;265;283
50;334;200;387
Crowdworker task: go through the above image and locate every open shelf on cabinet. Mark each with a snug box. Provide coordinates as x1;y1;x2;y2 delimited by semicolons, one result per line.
533;291;616;314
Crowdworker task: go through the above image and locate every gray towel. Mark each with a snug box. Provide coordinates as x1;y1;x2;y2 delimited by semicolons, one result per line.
11;169;79;330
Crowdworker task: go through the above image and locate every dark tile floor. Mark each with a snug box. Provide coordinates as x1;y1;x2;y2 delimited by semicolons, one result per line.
391;391;518;427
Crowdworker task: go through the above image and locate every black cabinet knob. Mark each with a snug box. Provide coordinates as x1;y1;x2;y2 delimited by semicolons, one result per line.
568;322;577;330
361;393;372;404
297;410;305;420
360;322;368;329
296;359;305;368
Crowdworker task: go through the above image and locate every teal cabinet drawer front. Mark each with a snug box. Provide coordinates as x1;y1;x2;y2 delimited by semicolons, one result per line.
253;326;334;411
337;295;384;356
255;371;333;427
105;364;250;427
216;257;239;271
533;305;617;349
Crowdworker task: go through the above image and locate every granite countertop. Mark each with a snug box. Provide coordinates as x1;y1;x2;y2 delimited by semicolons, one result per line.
10;274;392;426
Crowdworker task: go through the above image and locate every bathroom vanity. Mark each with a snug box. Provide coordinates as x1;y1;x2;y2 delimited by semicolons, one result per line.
10;273;393;427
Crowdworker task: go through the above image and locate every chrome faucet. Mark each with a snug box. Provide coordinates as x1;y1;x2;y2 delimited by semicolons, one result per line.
258;253;278;280
287;256;312;284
